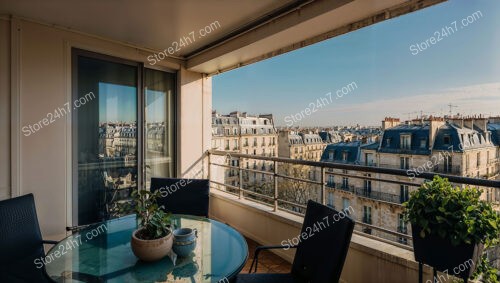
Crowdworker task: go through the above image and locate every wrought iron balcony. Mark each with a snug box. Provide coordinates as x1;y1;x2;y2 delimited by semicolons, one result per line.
354;187;401;204
397;225;408;234
432;165;461;174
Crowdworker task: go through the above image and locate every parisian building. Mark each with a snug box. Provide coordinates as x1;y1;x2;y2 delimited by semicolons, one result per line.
321;116;500;246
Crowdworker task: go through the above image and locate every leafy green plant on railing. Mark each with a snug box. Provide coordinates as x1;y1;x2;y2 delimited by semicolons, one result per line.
403;176;500;282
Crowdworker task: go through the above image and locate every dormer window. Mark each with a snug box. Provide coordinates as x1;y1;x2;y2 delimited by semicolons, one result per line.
443;135;451;146
400;134;411;149
386;138;391;147
328;151;334;161
342;152;348;161
420;139;426;149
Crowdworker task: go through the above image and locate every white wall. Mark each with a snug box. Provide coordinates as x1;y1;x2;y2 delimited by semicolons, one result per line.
4;17;211;239
178;68;212;179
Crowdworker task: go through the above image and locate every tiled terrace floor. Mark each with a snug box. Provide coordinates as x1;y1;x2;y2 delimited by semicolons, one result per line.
242;238;292;274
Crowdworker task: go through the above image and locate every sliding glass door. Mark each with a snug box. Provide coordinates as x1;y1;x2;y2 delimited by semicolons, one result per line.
144;69;175;189
73;50;175;226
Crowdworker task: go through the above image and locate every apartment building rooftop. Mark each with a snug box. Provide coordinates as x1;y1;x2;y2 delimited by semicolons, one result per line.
321;141;361;164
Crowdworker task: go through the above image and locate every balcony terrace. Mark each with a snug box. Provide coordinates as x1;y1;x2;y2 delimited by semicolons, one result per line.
208;150;500;282
4;0;496;282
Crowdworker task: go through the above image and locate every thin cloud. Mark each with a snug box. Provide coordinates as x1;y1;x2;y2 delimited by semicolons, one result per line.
277;82;500;126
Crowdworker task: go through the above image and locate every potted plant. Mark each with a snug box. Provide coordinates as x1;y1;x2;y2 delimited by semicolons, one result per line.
404;176;500;282
126;189;173;262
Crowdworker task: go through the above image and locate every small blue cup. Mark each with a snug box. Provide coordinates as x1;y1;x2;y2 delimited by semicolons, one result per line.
172;228;197;257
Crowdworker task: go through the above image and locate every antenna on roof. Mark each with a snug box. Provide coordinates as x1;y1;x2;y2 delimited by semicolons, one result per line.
448;103;458;117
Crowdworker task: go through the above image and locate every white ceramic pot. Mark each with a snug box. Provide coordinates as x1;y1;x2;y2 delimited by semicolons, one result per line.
131;228;173;262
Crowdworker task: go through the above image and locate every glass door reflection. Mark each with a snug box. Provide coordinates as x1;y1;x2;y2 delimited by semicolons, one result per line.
75;55;138;225
144;69;175;189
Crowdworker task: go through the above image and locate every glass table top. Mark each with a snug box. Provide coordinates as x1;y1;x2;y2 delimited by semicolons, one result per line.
45;215;248;283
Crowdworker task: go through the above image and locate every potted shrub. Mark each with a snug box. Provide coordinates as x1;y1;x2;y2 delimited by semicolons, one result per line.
404;176;500;282
127;189;173;262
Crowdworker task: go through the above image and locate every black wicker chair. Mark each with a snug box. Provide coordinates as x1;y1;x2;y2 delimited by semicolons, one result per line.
0;193;58;282
236;200;355;283
150;177;210;217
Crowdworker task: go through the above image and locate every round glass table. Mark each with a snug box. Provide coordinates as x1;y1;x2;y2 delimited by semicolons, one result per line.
45;215;248;283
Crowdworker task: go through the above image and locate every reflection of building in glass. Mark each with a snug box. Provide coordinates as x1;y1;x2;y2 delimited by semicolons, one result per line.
147;122;166;153
99;122;137;157
96;122;138;219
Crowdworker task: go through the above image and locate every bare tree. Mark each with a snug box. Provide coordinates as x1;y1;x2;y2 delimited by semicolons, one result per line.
277;163;321;213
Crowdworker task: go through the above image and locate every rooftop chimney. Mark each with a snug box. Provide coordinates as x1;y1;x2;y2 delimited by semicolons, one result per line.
428;116;445;150
474;116;488;132
382;117;401;130
463;117;474;130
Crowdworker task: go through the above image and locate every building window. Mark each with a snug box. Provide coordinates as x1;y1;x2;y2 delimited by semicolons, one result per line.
363;174;372;196
363;206;372;225
328;151;334;161
420;139;426;149
477;152;481;167
386;138;391;147
443;135;451;145
362;206;371;224
342;177;349;189
365;153;374;166
400;185;409;203
327;175;335;187
398;214;408;245
400;134;411;149
342;198;350;215
327;192;334;208
342;152;348;161
400;157;410;170
444;155;452;173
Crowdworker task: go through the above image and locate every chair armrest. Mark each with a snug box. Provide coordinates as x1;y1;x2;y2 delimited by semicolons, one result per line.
42;240;59;245
249;244;298;273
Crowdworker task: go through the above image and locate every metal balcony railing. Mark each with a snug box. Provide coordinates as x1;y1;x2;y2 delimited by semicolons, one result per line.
362;216;372;225
433;165;461;175
488;158;499;165
208;150;500;248
355;187;401;204
397;226;408;234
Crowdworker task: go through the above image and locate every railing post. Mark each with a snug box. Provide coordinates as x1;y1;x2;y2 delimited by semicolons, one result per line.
239;156;244;199
207;151;211;184
274;160;278;212
321;166;326;205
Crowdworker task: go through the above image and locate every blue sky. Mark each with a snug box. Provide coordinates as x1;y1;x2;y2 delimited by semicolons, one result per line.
99;83;136;123
213;0;500;126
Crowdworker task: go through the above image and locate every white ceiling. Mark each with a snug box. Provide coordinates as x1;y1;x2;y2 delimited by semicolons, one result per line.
0;0;293;55
0;0;446;74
